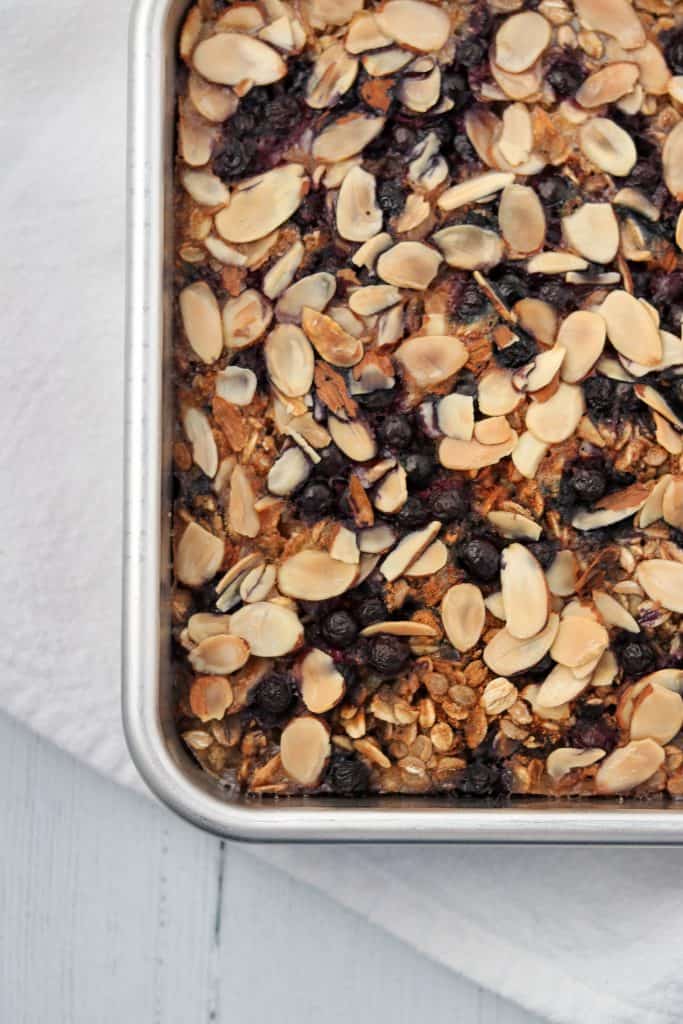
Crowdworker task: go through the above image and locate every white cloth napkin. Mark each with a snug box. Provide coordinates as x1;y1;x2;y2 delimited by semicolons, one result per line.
4;3;683;1022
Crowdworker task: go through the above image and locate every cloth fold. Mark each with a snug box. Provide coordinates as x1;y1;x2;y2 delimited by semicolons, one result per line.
2;3;682;1022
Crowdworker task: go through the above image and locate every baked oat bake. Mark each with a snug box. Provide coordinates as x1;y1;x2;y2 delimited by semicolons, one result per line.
173;0;683;800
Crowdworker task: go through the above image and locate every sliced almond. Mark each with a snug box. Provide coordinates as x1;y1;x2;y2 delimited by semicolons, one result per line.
562;203;619;264
514;298;557;346
240;563;277;603
228;464;259;538
176;521;224;588
630;684;683;745
494;11;551;73
478;368;522;416
483;612;560;676
345;12;392;53
189;634;250;676
188;73;238;124
178;101;217;166
349;284;401;316
574;0;644;50
485;591;506;620
489;60;545;104
498;184;546;253
550;615;608;669
595;738;664;794
352;232;393;271
635;384;683;431
379;520;441;581
216;366;257;408
605;39;671;96
615;185;659;221
408;131;449;190
374;0;451;53
302;307;363;367
487;511;541;541
438;433;517;470
376;242;442;291
639;669;683;695
622;331;683;378
267;446;311;496
360;620;437;637
395;193;431;233
432;225;504;270
193;33;286;86
498;103;533;166
399;63;441;112
263;241;305;300
276;272;336;323
312;113;386;162
395;335;468;388
437;172;514;212
183;407;218;478
279;550;359;600
572;501;644;530
599;290;662;367
222;289;272;350
576;62;639;108
374;464;408;514
280;716;330;786
537;664;591;707
662;476;683;530
512;346;566;394
216;6;265;32
405;539;448;576
557;311;606;383
189;676;235;723
362;47;413;76
654;412;683;455
592;648;618;688
329;525;360;565
328;415;377;462
579;117;637;176
437;393;474;440
359;523;397;554
187;613;232;644
264;324;315;397
179;282;223;363
663;122;683;200
474;417;513;445
180;6;202;62
636;559;683;614
300;649;346;714
258;15;295;51
500;543;548;639
526;382;585;443
310;0;363;28
545;551;577;600
336;166;382;242
181;168;230;207
592;589;639;633
441;583;486;652
215;164;307;243
204;236;247;267
306;42;359;108
511;430;548;479
527;252;588;274
546;746;605;781
638;473;671;528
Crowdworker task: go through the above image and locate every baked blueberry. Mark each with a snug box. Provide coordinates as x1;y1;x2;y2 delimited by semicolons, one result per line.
322;610;358;648
617;638;655;677
369;635;410;675
327;755;370;795
402;452;435;487
526;541;557;570
253;674;295;718
494;333;537;369
379;414;413;450
571;466;606;504
429;488;468;522
356;596;388;628
460;539;500;581
583;376;617;420
397;496;430;529
298;481;334;518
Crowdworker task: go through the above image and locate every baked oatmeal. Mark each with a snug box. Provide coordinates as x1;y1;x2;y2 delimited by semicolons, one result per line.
172;0;683;799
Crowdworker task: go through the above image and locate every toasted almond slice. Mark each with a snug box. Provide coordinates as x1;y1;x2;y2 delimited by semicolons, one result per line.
228;465;260;538
498;184;546;253
478;368;522;415
310;0;363;27
222;289;272;350
636;559;683;614
359;523;397;553
349;284;401;316
638;473;671;528
640;669;683;694
592;589;639;633
629;684;683;745
300;649;346;713
257;14;295;50
579;116;637;175
635;384;683;431
576;62;639;108
188;73;238;123
432;225;504;270
574;0;644;49
600;291;663;366
216;367;257;408
280;716;330;786
187;613;233;645
613;188;659;221
399;64;441;112
523;681;570;721
405;539;447;576
437;393;474;440
514;297;557;345
395;335;468;388
240;563;277;604
264;324;314;397
267;447;311;496
328;416;377;462
263;241;305;300
345;12;392;52
595;738;664;794
484;612;559;675
374;465;408;514
279;550;359;600
488;511;541;541
183;407;218;478
437;172;514;212
562;203;619;264
605;38;671;95
592;648;619;688
204;236;248;267
179;282;223;363
361;619;438;638
306;42;359;108
276;272;337;324
439;432;517;470
441;583;486;652
546;746;605;780
374;0;450;52
215;553;264;599
494;11;551;73
498;102;533;166
550;616;608;669
500;543;548;639
537;664;591;707
362;47;413;76
622;331;683;378
394;193;430;233
512;346;566;394
329;525;360;565
216;5;264;31
335;166;382;243
178;100;217;166
654;412;683;455
485;591;506;620
302;308;363;367
188;634;250;676
526;382;585;443
215;164;307;243
662;476;683;530
176;521;224;588
663;121;683;200
180;6;202;62
376;242;442;290
572;504;642;531
474;417;513;445
511;430;548;479
527;252;588;274
189;676;234;723
557;311;606;383
193;33;286;86
313;112;386;162
181;168;230;207
352;232;393;272
380;520;441;581
490;59;544;104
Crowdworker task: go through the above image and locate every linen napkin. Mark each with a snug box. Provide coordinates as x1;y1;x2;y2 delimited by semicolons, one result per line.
3;3;683;1022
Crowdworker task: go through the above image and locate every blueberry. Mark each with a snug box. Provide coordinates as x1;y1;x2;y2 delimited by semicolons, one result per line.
617;638;655;677
495;272;529;305
355;388;396;412
571;466;606;504
457;760;510;797
429;488;468;522
294;189;327;229
456;36;487;67
495;333;537;369
397;496;430;529
583;376;617;421
402;451;435;487
213;138;254;181
379;414;413;450
253;674;295;718
265;94;301;133
369;635;410;675
453;283;491;322
322;610;358;649
569;717;618;753
298;481;334;518
461;539;500;581
526;540;557;570
356;596;388;627
376;180;406;218
537;174;573;208
327;755;370;796
545;50;586;96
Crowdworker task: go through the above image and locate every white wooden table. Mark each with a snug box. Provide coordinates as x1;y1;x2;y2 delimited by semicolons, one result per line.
0;713;541;1024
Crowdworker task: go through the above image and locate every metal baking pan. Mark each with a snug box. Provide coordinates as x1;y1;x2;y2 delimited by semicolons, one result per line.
123;0;683;842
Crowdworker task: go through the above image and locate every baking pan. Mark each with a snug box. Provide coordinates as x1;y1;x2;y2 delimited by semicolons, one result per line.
123;0;683;842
